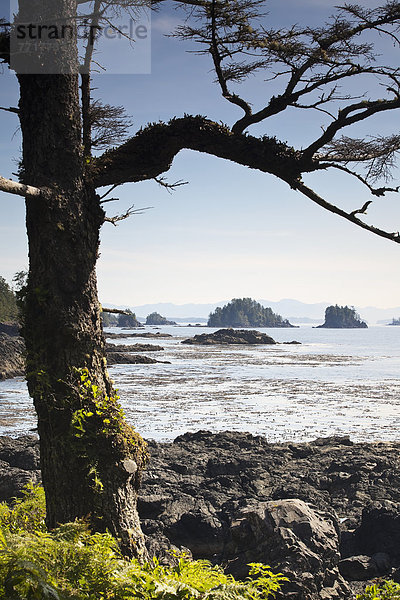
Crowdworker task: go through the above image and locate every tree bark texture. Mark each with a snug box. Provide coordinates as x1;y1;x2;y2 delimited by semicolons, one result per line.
16;0;147;558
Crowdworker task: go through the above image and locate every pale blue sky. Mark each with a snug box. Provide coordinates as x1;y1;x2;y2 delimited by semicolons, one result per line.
1;0;400;307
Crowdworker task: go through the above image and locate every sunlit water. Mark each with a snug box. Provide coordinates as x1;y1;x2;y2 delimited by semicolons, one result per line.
1;324;399;442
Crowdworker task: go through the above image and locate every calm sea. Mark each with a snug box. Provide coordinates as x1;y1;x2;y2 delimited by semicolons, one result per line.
1;324;399;442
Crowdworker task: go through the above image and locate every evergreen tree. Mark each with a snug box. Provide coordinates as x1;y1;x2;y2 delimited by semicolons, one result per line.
0;276;18;322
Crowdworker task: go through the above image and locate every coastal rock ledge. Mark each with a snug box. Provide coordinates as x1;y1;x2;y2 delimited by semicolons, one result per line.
182;328;276;345
2;431;400;599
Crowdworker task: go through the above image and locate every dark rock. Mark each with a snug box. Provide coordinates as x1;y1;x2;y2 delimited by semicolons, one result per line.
283;340;302;344
354;501;400;561
107;352;171;365
0;435;40;502
372;552;391;574
3;431;400;597
182;328;276;345
0;322;20;336
106;332;172;339
0;333;25;380
106;343;164;352
339;555;378;581
224;499;350;599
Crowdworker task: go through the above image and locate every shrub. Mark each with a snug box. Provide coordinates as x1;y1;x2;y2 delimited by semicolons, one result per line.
357;580;400;600
0;484;287;600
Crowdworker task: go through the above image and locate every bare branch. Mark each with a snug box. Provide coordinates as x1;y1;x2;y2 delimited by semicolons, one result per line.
104;204;153;226
0;175;42;198
318;162;400;196
99;183;121;200
154;176;188;192
102;307;132;315
208;0;253;117
303;97;400;159
293;180;400;244
0;106;19;114
349;201;373;217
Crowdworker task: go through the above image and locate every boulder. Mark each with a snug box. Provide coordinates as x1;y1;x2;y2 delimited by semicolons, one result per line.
182;328;276;345
354;501;400;561
0;435;41;502
3;431;400;597
223;499;350;599
339;555;378;581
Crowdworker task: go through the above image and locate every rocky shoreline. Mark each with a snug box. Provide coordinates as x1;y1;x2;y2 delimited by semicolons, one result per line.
1;431;400;598
0;329;171;380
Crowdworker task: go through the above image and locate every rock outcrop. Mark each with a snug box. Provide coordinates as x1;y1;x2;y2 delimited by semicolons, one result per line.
3;431;400;598
0;333;25;380
182;328;276;345
0;435;41;501
0;334;169;381
105;332;173;339
107;352;171;365
106;343;164;353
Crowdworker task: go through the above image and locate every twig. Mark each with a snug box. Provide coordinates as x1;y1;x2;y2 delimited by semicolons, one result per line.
104;204;153;226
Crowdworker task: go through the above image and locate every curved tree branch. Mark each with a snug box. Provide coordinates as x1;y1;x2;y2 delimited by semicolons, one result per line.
92;116;400;244
92;116;304;188
293;180;400;244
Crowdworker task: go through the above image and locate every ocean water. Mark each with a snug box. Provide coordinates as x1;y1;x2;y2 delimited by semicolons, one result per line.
1;324;399;442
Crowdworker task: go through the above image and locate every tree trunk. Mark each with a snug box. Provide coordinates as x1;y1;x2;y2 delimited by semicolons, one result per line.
16;1;147;558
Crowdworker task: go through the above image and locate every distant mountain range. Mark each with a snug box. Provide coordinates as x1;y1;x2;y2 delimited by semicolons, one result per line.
102;298;400;325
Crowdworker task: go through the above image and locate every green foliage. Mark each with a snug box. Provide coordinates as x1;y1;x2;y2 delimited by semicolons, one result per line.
70;368;149;492
0;483;46;534
0;275;18;322
208;298;292;328
356;580;400;600
0;484;287;600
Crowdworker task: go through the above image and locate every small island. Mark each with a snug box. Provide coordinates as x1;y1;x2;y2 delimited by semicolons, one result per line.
182;328;277;345
146;312;177;326
101;309;142;328
208;298;295;328
388;317;400;326
317;305;367;329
